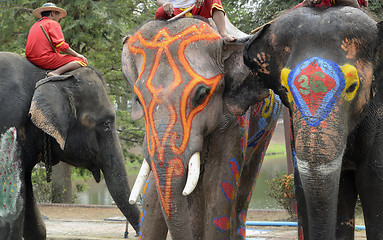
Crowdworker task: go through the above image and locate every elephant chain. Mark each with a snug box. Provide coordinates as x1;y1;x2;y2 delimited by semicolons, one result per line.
43;133;52;182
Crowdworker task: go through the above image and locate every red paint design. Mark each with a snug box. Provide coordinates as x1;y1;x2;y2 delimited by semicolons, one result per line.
213;215;231;231
299;226;304;240
252;102;263;116
239;210;246;224
221;181;235;201
238;226;246;239
294;61;336;116
229;159;240;183
127;22;221;220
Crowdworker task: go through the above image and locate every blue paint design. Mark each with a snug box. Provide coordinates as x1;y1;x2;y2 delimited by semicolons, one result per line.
247;129;265;148
139;210;145;227
273;95;281;120
288;57;345;127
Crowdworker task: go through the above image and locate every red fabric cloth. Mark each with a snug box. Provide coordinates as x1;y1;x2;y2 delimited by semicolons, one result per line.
26;17;86;69
155;0;224;19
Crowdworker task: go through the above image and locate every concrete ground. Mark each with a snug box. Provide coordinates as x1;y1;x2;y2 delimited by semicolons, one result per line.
39;204;367;240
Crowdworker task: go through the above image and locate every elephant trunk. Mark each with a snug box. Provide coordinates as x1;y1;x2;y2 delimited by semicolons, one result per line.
149;152;200;240
100;133;140;234
293;117;347;239
297;154;343;239
161;178;194;240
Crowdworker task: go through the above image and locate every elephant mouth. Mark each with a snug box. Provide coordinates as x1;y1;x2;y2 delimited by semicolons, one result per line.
129;152;201;204
89;167;101;183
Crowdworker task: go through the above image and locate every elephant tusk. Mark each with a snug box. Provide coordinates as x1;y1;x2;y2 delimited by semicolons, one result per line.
129;159;150;204
182;152;200;196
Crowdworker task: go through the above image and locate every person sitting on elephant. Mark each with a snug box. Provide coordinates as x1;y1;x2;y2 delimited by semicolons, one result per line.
301;0;368;8
154;0;236;42
26;3;87;77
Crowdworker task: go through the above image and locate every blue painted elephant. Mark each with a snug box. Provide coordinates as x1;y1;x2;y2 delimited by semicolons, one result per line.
241;6;383;240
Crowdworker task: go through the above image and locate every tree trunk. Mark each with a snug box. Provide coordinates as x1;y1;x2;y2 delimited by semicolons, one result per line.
52;162;72;203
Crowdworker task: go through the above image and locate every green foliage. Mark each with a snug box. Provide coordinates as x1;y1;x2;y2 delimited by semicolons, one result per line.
32;163;91;203
268;172;363;219
367;0;383;20
222;0;301;33
267;172;296;219
31;164;53;203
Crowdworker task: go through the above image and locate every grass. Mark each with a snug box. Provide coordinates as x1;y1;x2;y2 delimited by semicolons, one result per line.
266;144;286;156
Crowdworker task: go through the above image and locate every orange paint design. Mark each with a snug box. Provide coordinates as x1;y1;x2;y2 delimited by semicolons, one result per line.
341;38;361;60
127;22;222;220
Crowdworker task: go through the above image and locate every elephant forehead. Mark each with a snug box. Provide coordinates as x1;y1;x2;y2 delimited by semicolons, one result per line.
273;7;377;58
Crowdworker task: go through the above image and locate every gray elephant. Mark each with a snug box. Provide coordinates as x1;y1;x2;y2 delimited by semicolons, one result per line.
122;18;281;239
240;6;383;240
0;52;140;239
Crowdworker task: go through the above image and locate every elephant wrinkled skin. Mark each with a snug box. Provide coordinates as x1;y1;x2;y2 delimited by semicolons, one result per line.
0;52;140;240
122;18;281;239
243;6;383;240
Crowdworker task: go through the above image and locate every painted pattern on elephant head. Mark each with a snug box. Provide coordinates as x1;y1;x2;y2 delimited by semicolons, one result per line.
127;22;222;219
0;127;21;217
281;57;360;127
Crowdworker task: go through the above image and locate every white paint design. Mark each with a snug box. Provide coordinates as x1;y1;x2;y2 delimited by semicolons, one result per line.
297;147;345;177
0;127;22;217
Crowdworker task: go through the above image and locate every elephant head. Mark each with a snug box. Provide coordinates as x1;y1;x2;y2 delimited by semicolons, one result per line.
28;67;140;234
121;18;268;239
243;6;383;239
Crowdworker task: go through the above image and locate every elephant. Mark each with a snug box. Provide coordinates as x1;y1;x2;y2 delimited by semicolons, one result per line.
121;17;282;239
0;52;140;240
242;6;383;240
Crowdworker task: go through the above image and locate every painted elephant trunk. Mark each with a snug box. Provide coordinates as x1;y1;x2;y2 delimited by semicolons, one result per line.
294;119;347;239
150;152;200;240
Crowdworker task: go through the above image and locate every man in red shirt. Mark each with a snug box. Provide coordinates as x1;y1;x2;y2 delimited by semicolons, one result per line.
154;0;236;41
26;3;87;77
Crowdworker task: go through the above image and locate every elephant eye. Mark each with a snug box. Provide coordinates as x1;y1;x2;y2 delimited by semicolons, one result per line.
191;85;211;108
346;82;358;93
104;120;112;132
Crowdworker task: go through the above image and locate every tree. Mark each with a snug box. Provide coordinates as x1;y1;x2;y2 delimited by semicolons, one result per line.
222;0;301;33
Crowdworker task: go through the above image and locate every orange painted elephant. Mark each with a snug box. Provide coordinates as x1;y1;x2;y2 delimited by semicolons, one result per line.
122;18;281;239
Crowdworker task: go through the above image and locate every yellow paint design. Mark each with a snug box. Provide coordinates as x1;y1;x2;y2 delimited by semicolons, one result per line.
341;64;360;101
262;90;274;118
281;68;293;103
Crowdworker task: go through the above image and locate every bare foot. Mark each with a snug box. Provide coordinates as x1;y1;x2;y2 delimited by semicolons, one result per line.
47;71;60;77
221;32;236;42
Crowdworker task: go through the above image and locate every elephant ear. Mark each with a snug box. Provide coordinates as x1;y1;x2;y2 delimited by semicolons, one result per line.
29;75;76;150
374;21;383;97
222;36;270;116
122;36;144;120
243;24;290;107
